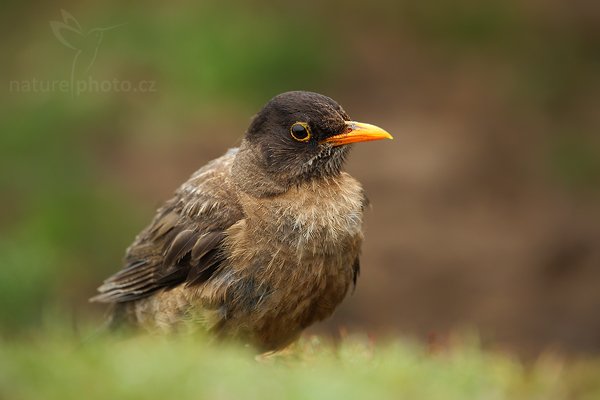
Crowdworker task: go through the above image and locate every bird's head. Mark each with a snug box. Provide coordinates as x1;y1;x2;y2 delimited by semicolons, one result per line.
233;91;393;196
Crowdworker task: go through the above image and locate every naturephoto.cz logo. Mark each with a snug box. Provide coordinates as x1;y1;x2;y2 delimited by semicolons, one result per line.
9;10;156;96
9;77;157;95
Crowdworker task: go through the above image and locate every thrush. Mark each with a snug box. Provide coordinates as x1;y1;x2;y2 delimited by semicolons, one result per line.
91;91;393;350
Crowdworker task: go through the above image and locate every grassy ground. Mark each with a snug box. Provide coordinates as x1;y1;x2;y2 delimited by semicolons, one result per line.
2;327;599;400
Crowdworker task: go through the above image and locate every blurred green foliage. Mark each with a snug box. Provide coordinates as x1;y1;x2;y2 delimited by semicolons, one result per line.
549;134;600;190
1;330;599;400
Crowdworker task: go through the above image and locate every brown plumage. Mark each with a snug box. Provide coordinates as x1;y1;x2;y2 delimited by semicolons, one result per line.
91;91;392;350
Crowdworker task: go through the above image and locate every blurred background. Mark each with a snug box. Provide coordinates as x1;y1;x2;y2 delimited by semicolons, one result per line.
1;0;599;358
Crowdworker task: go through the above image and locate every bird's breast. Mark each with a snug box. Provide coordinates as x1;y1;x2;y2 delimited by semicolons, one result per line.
240;172;366;256
208;173;366;348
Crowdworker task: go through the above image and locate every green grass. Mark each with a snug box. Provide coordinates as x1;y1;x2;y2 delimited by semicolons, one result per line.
2;328;599;400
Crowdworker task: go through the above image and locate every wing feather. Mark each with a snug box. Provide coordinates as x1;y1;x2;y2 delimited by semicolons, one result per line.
91;150;243;304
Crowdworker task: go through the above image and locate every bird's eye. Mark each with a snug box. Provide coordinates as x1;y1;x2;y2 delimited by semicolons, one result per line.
290;122;311;142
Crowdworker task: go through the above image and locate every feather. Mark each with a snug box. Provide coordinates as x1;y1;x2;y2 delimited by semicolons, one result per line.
149;211;179;239
185;248;226;286
191;232;225;263
352;257;360;288
163;229;199;266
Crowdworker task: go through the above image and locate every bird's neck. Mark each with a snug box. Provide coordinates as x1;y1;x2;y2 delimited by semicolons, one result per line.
231;140;347;198
231;144;289;197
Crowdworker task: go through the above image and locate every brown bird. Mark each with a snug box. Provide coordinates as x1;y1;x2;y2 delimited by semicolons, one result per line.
91;91;392;351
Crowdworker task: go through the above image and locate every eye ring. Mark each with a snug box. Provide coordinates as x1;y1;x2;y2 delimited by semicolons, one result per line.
290;122;311;142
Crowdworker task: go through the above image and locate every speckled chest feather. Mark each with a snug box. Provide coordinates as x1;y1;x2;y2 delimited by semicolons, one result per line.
197;173;366;349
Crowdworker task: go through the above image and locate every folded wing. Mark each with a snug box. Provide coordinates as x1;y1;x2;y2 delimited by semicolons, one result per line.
91;150;243;303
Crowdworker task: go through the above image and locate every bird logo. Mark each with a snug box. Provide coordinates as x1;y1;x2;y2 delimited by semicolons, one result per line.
50;10;124;85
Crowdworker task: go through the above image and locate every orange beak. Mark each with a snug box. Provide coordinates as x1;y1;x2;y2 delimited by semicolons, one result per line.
321;121;393;146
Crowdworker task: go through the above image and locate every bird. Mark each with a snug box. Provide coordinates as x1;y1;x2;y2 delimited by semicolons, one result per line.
91;91;393;351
